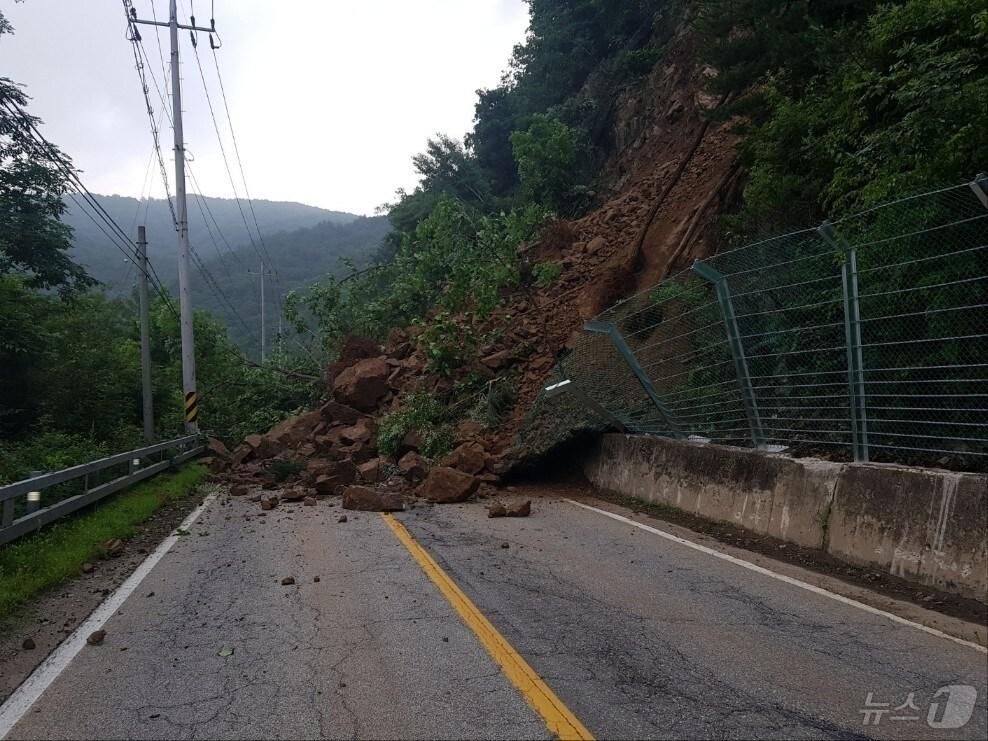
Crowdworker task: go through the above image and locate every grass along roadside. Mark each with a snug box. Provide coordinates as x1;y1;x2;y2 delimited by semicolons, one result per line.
0;464;208;619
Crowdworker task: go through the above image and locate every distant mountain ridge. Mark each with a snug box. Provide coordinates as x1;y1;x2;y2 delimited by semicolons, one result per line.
63;194;359;290
62;195;390;357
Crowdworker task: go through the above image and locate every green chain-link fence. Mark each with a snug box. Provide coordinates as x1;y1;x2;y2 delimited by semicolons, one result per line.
522;177;988;472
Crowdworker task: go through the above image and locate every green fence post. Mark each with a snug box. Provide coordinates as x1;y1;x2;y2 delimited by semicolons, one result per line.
583;320;684;438
970;173;988;210
691;260;766;448
819;220;869;462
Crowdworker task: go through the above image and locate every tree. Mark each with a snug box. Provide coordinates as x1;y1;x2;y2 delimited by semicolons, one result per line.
510;115;589;213
699;0;988;230
0;10;92;292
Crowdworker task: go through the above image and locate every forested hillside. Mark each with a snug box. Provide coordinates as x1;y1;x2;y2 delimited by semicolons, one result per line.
1;0;984;483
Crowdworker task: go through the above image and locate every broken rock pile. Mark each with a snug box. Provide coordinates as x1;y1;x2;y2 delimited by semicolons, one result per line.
211;338;506;513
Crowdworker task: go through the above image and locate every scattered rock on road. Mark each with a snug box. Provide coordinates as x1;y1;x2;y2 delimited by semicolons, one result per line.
281;577;295;586
22;638;35;650
337;515;348;523
280;488;307;502
505;500;531;517
342;485;404;512
87;630;106;646
488;503;507;518
303;496;317;506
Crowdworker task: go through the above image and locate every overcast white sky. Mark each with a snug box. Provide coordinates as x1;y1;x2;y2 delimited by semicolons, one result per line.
0;0;529;215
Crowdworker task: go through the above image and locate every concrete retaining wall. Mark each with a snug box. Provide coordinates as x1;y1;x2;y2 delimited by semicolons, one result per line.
584;435;988;602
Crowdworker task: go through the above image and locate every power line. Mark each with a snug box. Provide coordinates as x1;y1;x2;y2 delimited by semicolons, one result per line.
188;243;258;340
208;43;286;326
0;98;178;318
128;12;261;313
129;34;177;226
209;45;278;277
189;40;269;271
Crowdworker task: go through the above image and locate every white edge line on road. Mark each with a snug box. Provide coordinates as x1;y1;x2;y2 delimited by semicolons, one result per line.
563;498;987;655
0;490;218;739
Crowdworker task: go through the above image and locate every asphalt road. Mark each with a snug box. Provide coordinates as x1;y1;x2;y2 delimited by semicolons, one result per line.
3;487;986;740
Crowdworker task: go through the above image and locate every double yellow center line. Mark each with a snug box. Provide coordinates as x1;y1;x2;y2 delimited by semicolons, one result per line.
382;514;594;741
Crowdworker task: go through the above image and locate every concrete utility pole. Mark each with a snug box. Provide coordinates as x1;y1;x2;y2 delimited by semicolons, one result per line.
137;226;155;443
129;1;216;433
248;261;275;363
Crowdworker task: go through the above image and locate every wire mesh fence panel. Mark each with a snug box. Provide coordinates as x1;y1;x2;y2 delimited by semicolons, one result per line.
522;178;988;473
832;183;988;468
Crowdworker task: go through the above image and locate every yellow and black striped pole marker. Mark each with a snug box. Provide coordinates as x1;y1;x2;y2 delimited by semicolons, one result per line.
184;391;199;426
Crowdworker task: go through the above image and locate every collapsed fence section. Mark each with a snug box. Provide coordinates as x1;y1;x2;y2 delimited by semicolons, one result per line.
528;178;988;471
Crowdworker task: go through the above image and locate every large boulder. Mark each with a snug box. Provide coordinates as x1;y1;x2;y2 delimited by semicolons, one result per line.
440;442;487;475
318;400;363;427
229;443;253;468
326;337;381;383
397;452;429;482
311;459;358;494
419;467;479;503
339;417;376;445
206;437;231;460
342;485;404;512
358;459;381;483
245;432;279;460
332;358;391;411
264;411;322;449
342;441;377;464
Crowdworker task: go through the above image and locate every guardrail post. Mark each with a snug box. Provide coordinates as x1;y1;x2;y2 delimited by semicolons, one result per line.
583;320;684;438
819;220;869;462
1;497;12;529
691;260;766;448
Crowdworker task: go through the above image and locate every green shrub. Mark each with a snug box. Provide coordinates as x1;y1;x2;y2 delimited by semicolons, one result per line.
616;46;662;78
377;393;456;460
532;261;563;287
414;312;476;376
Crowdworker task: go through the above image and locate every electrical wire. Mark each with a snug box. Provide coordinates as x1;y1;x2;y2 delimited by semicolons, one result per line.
0;98;179;319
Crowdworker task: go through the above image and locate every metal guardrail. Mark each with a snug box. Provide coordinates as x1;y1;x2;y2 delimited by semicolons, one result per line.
0;435;204;546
